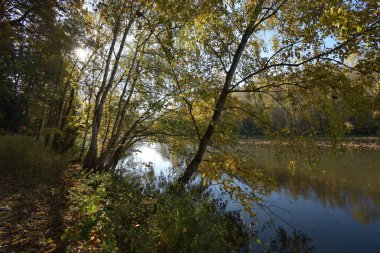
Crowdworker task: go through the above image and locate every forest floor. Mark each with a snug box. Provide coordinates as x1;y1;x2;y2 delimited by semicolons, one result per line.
0;165;80;253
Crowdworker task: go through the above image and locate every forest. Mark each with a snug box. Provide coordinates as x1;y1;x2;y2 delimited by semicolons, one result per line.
0;0;379;252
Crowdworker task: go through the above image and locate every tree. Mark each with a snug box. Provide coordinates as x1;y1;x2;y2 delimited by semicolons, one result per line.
83;0;173;170
83;1;139;169
0;0;82;139
144;0;379;185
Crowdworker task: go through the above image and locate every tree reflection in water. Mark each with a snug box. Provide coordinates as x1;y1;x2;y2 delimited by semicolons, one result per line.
119;142;380;252
267;226;314;253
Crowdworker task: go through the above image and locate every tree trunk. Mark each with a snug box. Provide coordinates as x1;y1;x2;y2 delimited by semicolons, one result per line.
44;102;54;146
177;0;265;185
84;17;134;170
100;97;113;154
78;93;93;161
84;116;100;170
102;71;139;162
53;88;75;152
36;107;46;141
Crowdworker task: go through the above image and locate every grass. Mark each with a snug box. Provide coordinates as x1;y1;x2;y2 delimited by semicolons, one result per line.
0;135;65;184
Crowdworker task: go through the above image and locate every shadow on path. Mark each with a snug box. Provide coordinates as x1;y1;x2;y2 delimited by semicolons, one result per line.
0;168;70;252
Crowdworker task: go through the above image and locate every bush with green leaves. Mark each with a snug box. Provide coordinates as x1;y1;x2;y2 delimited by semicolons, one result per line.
63;171;245;252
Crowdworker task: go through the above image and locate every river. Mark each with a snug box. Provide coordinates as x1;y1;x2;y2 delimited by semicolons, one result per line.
118;142;380;252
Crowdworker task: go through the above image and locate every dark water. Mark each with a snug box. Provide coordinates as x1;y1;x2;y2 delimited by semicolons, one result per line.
120;143;380;252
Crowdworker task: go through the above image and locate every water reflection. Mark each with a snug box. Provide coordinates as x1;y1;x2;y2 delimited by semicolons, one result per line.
248;147;380;224
267;227;314;253
232;146;380;253
119;143;380;253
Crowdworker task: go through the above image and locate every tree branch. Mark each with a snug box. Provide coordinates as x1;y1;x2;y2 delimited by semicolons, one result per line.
234;22;380;87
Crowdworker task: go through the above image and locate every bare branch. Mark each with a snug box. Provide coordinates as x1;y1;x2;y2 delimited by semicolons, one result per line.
230;77;326;93
233;22;380;87
320;57;379;80
153;31;202;141
204;42;228;73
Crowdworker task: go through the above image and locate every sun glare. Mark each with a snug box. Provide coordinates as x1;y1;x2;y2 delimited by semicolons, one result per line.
75;48;88;60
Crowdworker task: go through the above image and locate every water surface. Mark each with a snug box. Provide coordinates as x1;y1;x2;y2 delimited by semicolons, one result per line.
120;143;380;252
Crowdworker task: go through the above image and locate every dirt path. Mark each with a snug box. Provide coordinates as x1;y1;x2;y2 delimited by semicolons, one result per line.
0;166;75;253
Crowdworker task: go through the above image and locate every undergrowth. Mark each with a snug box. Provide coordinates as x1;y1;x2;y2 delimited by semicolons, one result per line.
63;171;245;252
0;135;246;252
0;135;64;184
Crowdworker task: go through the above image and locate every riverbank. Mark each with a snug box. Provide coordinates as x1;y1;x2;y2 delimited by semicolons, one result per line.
62;168;246;252
0;136;247;252
239;136;380;150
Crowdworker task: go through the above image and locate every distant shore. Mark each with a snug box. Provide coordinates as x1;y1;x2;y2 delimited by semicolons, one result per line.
239;136;380;151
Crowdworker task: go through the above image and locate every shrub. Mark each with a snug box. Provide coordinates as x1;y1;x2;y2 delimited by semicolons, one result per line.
64;171;244;252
